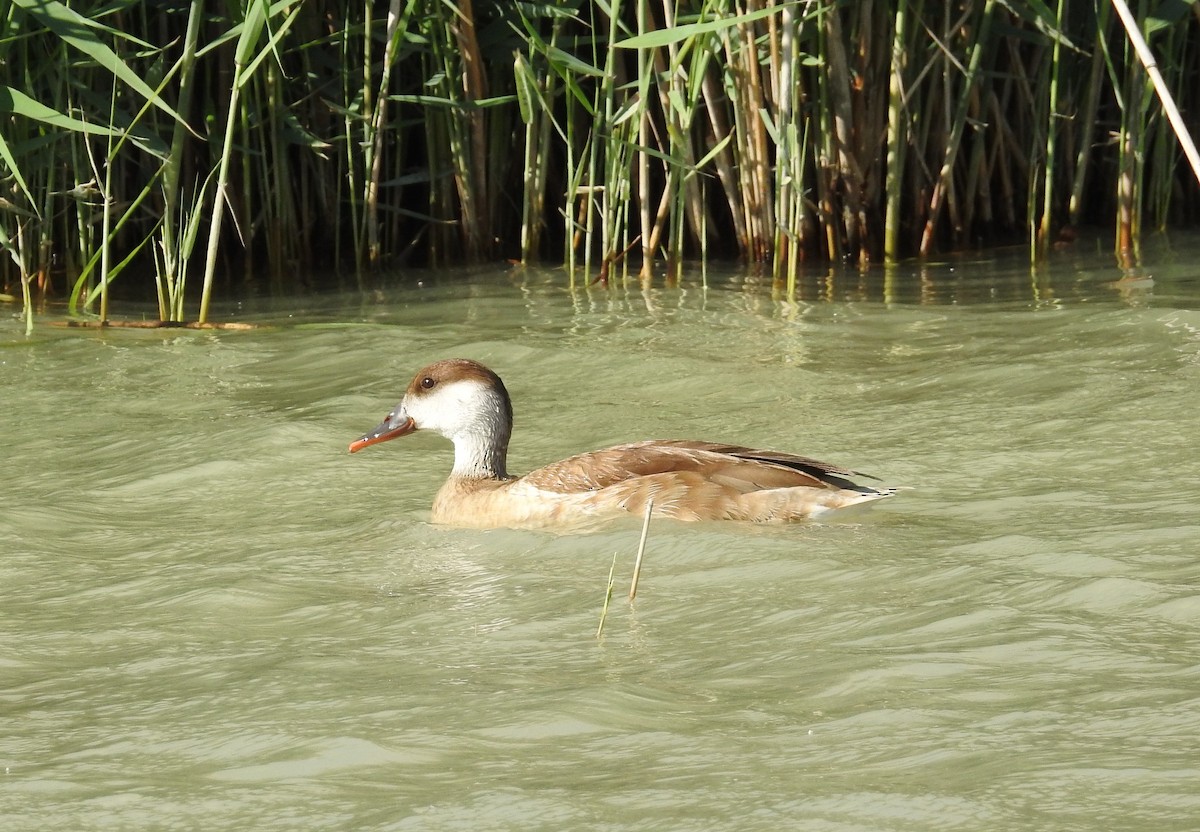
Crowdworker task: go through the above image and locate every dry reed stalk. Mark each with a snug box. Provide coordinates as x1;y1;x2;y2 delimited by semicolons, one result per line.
1115;33;1144;264
1035;0;1067;258
737;13;773;261
773;0;801;284
198;0;268;323
365;0;404;269
453;0;491;260
884;0;911;261
1112;0;1200;187
701;69;747;250
960;84;987;236
1067;15;1109;227
636;1;652;279
920;0;997;256
822;3;867;260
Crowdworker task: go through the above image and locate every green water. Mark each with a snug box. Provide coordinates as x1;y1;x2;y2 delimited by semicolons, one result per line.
3;245;1199;830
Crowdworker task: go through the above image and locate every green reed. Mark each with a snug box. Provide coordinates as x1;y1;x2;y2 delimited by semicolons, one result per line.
3;0;1200;326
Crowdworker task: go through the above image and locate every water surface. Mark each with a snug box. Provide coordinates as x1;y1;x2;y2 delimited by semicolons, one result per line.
3;244;1199;830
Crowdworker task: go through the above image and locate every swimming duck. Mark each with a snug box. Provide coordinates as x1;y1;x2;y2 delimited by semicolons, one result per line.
349;359;894;529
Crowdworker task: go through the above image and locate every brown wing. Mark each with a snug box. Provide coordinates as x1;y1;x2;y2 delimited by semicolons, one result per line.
654;440;880;490
518;439;875;495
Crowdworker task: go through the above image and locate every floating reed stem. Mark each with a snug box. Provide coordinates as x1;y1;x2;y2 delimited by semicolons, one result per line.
598;497;653;637
629;498;653;601
597;549;619;639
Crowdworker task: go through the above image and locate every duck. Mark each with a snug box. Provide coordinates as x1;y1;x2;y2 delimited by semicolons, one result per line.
348;358;895;529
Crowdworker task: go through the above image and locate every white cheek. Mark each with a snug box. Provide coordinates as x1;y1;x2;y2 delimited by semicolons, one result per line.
450;384;494;432
411;380;491;437
404;395;440;431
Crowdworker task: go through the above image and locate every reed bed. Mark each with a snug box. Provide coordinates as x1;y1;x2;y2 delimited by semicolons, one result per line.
2;0;1199;324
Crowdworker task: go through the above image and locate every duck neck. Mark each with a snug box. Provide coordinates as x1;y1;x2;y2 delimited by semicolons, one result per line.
451;429;510;480
444;379;514;481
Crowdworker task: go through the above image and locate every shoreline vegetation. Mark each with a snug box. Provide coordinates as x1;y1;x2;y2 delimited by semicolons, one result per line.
2;0;1199;332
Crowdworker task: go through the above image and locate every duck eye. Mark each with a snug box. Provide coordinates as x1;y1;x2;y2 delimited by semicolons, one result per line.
420;376;436;389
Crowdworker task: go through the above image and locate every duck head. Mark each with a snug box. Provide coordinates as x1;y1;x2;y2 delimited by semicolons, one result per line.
349;359;514;479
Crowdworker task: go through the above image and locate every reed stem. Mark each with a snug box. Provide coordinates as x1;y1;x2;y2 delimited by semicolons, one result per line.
2;0;1199;321
1111;0;1200;186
